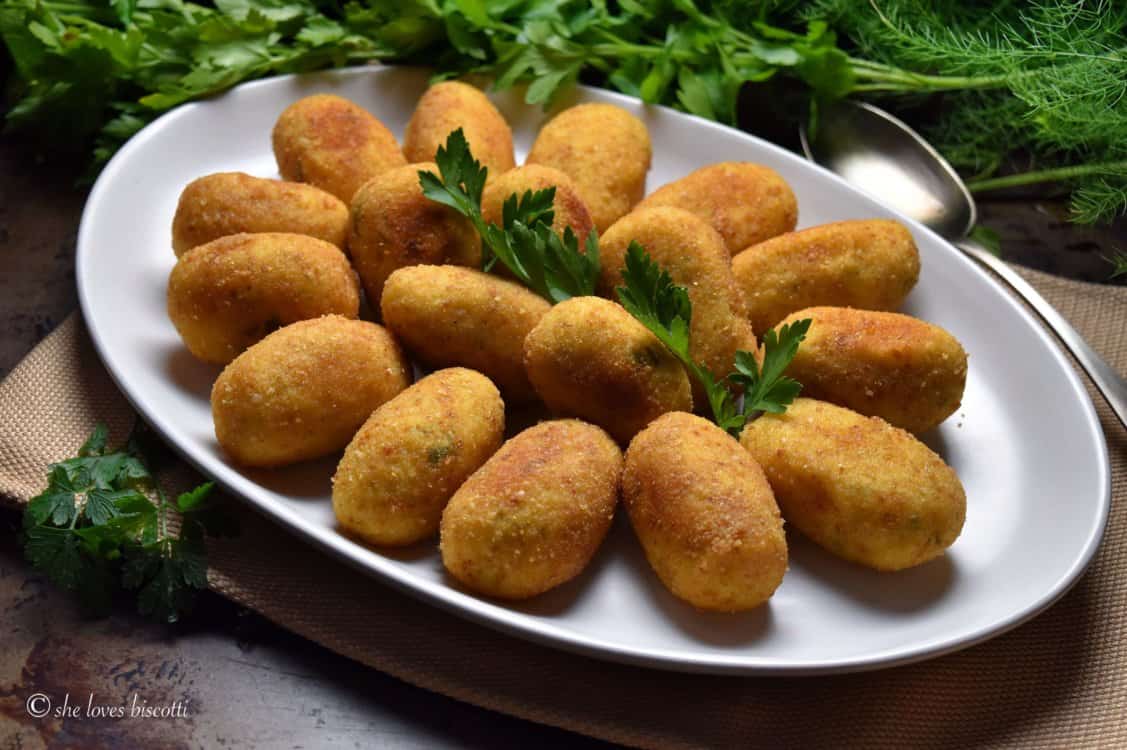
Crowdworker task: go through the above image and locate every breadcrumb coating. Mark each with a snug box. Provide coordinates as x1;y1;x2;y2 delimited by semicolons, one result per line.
741;398;966;571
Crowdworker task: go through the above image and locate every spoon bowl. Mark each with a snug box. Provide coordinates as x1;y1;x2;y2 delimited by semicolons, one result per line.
799;100;976;239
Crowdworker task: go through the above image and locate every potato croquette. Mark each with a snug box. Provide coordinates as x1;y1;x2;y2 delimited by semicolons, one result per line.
272;94;406;202
526;103;651;231
380;265;551;403
733;220;921;333
211;316;410;468
170;172;348;256
637;162;797;255
623;412;787;611
332;368;504;547
599;206;754;407
349;162;479;306
481;165;595;240
403;81;515;176
440;420;622;599
168;233;359;364
523;296;692;444
741;399;966;571
776;307;967;433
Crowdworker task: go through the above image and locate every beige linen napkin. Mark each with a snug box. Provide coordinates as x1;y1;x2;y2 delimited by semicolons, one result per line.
1;265;1125;749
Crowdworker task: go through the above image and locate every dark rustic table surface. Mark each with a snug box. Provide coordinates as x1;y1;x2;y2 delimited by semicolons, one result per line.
1;126;1124;749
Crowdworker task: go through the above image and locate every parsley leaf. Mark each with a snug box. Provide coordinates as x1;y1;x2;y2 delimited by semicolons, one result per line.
615;243;810;436
26;466;79;527
418;127;488;217
501;188;555;235
85;488;124;526
729;320;812;415
176;481;216;513
616;240;693;359
419;128;599;303
79;423;109;456
21;422;235;623
24;527;86;591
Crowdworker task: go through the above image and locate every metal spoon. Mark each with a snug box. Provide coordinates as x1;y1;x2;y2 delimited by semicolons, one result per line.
800;99;1127;430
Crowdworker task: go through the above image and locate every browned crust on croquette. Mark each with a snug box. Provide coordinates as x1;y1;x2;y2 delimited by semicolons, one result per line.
732;219;920;333
623;412;787;611
380;265;551;403
272;94;406;203
523;296;691;444
170;172;349;256
211;315;410;468
440;419;622;599
740;398;966;571
599;206;753;407
168;232;360;364
526;103;651;231
776;306;967;433
348;163;480;306
403;81;515;175
332;368;504;547
637;162;797;255
481;165;595;240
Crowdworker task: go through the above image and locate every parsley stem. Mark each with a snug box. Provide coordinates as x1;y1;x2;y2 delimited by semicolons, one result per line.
156;485;170;544
40;1;115;19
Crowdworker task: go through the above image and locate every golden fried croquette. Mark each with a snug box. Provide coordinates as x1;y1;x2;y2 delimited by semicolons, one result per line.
403;81;515;176
526;103;651;231
440;419;622;599
332;368;504;547
523;296;692;444
741;398;966;571
349;162;479;306
733;220;920;333
170;172;348;256
380;265;551;403
776;306;967;433
599;206;754;407
272;94;406;202
481;164;595;240
168;233;359;364
636;162;797;255
623;412;787;611
211;315;410;468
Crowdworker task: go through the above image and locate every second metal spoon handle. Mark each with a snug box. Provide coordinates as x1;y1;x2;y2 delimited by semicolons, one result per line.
957;239;1127;431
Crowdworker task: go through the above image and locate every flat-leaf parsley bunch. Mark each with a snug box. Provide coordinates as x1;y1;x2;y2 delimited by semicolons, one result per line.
22;422;236;622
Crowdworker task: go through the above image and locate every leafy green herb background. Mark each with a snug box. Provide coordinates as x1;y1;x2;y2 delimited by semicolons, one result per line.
1;0;1125;231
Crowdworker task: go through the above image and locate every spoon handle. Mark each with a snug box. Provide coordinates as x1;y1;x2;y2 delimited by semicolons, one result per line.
957;240;1127;431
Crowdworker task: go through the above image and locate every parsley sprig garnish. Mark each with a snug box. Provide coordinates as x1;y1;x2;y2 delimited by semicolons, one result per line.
419;132;808;433
616;243;811;436
22;422;236;623
418;129;600;304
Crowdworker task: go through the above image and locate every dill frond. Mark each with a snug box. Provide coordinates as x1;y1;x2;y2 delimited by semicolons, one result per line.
1073;178;1127;225
797;0;1127;224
